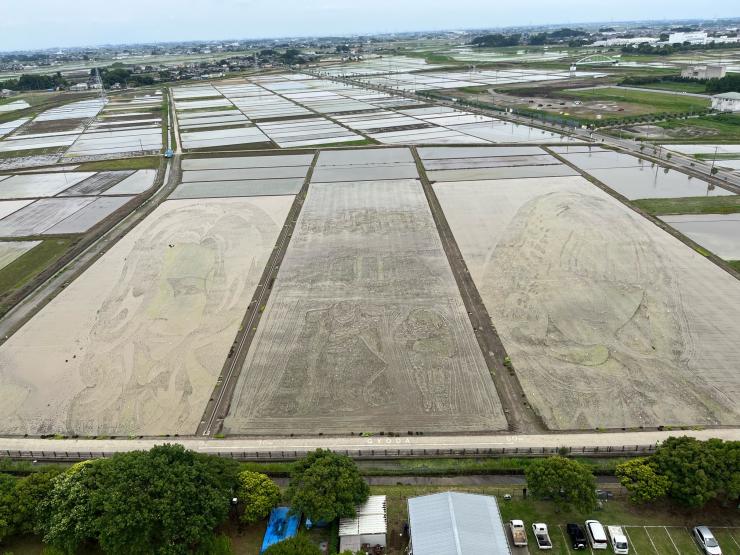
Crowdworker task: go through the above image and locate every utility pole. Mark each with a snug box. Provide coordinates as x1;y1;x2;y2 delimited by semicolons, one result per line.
710;145;719;176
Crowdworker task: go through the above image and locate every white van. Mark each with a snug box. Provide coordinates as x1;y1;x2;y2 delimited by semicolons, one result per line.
607;525;629;554
585;520;608;550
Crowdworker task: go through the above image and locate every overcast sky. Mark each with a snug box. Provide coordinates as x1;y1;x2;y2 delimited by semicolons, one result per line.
2;0;738;51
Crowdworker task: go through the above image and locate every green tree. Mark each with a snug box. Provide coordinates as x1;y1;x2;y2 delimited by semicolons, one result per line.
42;446;239;554
651;436;724;507
263;535;322;555
92;445;238;555
615;458;669;504
0;473;17;541
11;469;62;535
41;460;101;554
237;471;281;525
287;449;369;522
525;456;597;512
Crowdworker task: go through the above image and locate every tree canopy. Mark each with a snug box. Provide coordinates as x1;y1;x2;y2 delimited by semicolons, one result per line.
651;437;739;507
286;449;369;522
615;458;670;504
41;445;239;554
237;470;281;525
525;456;597;512
471;34;521;48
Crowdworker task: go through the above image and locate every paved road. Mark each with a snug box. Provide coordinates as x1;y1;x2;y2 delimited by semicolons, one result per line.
1;429;737;459
568;84;711;98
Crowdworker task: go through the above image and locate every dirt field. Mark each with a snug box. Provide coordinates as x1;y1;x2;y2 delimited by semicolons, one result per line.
223;179;506;435
434;176;740;430
0;196;293;436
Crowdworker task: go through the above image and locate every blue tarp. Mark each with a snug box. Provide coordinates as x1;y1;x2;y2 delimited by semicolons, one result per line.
260;506;301;553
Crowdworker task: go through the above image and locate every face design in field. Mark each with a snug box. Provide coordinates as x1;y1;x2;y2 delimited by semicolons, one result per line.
66;204;275;435
485;190;718;428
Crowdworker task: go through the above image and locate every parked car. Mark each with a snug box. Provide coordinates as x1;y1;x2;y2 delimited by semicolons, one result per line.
607;525;629;554
532;523;552;550
566;523;587;550
693;526;722;555
585;520;608;550
509;519;528;547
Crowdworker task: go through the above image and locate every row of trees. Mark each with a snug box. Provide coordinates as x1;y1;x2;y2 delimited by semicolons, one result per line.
0;72;67;91
523;437;739;513
472;28;589;48
706;73;740;94
616;436;739;507
623;40;740;56
95;67;155;88
0;446;369;554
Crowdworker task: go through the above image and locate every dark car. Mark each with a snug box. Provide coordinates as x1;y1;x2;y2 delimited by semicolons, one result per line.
567;523;587;550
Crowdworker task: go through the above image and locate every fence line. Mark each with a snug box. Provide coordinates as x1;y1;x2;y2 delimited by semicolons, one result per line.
0;444;658;463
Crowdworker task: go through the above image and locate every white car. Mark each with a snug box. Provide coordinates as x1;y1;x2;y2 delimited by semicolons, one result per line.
585;520;608;550
693;526;722;555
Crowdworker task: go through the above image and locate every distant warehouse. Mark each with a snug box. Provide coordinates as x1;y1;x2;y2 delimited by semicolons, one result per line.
681;64;727;80
407;492;512;555
711;92;740;113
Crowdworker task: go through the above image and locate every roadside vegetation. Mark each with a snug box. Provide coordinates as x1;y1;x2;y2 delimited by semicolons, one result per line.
0;238;75;317
74;156;161;171
0;438;737;554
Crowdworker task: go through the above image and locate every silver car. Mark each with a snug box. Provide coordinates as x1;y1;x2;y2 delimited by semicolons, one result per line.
693;526;722;555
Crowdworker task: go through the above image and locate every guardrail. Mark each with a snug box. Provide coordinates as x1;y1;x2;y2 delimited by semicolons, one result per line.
1;444;657;463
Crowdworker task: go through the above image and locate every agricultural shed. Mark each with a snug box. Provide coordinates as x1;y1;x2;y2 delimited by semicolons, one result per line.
407;492;511;555
339;495;387;552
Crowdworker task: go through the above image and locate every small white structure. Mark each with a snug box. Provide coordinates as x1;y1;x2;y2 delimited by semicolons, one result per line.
69;82;89;91
681;65;726;80
339;495;387;552
712;92;740;113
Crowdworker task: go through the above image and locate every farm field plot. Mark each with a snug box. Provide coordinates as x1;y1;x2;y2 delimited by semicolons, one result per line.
256;116;363;148
0;197;94;237
660;214;740;259
434;175;740;430
557;148;734;199
319;55;444;77
567;87;710;115
0;240;41;270
180;126;271;150
102;169;156;195
0;172;93;199
663;143;740;156
0;100;30;113
311;147;418;182
362;68;606;91
419;145;577;181
171;153;311;199
0;195;294;436
0;169;152;238
223;178;506;435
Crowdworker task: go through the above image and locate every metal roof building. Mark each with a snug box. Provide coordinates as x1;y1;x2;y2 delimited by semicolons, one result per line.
407;492;512;555
712;92;740;113
339;495;387;552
